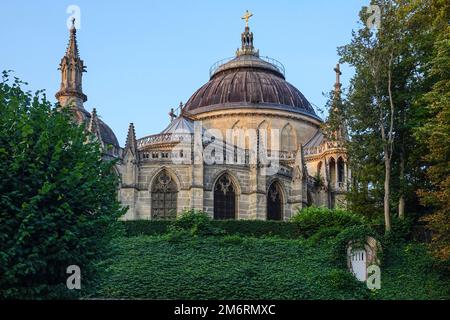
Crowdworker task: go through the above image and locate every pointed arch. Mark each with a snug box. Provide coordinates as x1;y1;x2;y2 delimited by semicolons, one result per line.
148;166;181;191
267;180;285;221
213;172;238;220
257;120;271;155
281;123;297;152
210;169;242;194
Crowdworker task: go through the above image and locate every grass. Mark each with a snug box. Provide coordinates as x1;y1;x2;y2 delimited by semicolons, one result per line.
85;235;449;300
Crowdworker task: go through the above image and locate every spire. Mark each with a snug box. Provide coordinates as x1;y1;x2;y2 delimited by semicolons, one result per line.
87;108;104;145
55;17;87;111
328;63;347;141
125;123;138;152
236;10;259;57
333;63;342;100
88;108;99;134
66;18;79;58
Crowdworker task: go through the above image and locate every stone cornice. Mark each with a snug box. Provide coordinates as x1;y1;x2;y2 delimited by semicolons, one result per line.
191;107;322;127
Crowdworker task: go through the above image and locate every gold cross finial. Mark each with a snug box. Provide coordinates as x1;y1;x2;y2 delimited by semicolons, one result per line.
242;10;253;27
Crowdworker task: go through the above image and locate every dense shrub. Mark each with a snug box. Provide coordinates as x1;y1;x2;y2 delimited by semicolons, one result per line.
329;225;377;268
324;268;367;293
291;206;366;238
170;210;224;236
0;74;125;299
306;226;343;245
371;215;414;241
88;235;449;300
124;220;171;236
212;220;301;239
124;219;301;238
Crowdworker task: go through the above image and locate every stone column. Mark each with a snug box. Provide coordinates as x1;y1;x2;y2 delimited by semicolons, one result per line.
344;161;348;190
335;158;338;189
191;122;204;211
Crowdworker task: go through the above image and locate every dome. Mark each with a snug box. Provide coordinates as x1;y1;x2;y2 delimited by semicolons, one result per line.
98;119;120;147
183;26;319;121
85;110;120;148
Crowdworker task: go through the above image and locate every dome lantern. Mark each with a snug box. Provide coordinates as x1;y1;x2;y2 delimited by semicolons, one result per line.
236;10;259;57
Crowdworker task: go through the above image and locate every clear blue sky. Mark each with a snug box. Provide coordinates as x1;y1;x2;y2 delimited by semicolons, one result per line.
0;0;367;145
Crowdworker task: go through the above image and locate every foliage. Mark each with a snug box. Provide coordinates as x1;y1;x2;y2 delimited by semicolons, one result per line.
312;171;324;188
86;235;449;300
213;220;301;239
123;219;302;239
306;226;343;245
0;73;125;299
123;220;171;236
413;6;450;264
421;210;450;267
329;225;377;268
376;215;414;244
338;0;449;247
169;209;225;237
370;242;450;299
291;206;366;238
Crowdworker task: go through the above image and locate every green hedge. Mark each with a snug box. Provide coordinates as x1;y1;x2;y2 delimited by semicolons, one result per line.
124;219;301;239
124;220;171;236
212;220;301;238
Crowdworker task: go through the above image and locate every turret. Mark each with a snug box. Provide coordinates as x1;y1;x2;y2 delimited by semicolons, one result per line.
55;18;87;113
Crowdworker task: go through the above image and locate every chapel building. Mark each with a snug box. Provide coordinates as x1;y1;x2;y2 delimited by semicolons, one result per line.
55;14;350;221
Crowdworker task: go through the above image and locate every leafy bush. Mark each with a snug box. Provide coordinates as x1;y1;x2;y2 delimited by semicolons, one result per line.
329;225;377;267
291;206;366;238
371;215;414;241
324;268;366;292
170;210;224;236
307;226;343;245
0;73;125;299
88;235;449;299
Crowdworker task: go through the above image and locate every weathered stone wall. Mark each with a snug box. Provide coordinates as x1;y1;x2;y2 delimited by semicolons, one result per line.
121;160;302;221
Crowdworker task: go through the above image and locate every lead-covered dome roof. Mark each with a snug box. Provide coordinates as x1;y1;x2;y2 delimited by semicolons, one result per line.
183;25;319;120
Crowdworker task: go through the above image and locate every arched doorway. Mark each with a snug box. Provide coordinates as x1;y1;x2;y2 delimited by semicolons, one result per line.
151;170;178;220
214;174;236;220
267;182;283;220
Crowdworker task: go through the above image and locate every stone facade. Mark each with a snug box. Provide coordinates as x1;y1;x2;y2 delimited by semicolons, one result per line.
55;17;350;222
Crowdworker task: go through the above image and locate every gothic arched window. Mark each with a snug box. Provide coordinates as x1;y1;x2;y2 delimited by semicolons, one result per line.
267;182;283;221
213;174;236;220
151;171;178;220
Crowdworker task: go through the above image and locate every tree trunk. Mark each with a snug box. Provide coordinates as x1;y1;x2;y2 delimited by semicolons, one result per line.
384;156;392;232
398;149;405;219
398;195;405;219
384;52;395;232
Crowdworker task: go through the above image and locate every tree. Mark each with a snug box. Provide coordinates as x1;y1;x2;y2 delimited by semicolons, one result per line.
338;1;404;232
414;5;450;264
0;72;125;299
337;0;447;229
